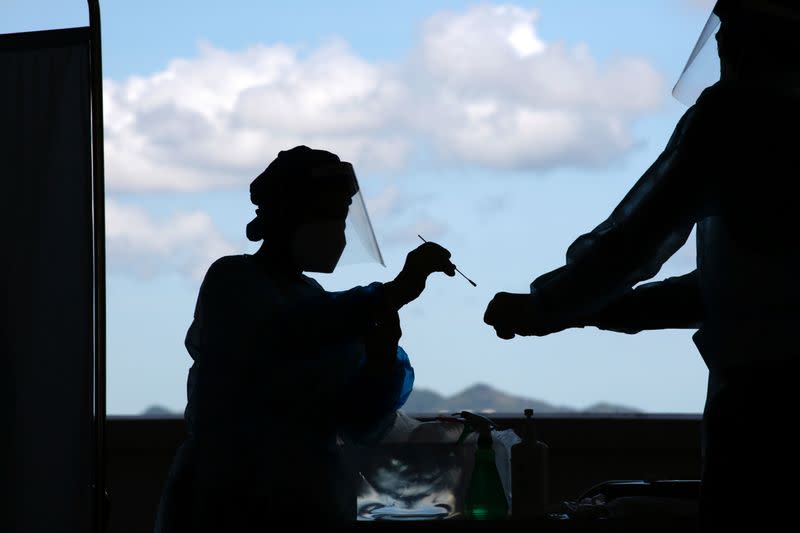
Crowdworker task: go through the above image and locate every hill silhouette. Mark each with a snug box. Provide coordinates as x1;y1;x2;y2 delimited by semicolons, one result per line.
140;383;640;416
401;383;640;414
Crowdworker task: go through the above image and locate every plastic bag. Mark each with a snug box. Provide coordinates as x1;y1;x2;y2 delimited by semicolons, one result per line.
346;411;519;520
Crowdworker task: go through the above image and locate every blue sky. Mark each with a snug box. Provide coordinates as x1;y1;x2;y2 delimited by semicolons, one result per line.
3;0;718;414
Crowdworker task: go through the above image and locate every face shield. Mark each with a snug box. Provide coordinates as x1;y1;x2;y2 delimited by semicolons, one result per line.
672;11;722;106
311;162;385;268
673;1;800;106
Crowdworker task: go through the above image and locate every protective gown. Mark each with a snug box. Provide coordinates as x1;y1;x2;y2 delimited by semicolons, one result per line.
525;79;800;529
155;254;413;531
529;80;800;374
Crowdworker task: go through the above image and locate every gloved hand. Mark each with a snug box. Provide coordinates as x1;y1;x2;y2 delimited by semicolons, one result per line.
483;291;558;339
385;242;456;310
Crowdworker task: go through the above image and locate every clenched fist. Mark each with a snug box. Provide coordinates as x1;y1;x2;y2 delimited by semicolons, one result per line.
483;291;558;339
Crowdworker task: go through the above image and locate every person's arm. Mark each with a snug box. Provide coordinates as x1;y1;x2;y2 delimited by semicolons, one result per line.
532;152;699;323
486;104;713;338
338;311;414;442
275;242;455;345
580;270;702;334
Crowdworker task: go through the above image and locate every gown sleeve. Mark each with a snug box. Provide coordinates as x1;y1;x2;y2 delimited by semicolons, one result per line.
528;101;714;331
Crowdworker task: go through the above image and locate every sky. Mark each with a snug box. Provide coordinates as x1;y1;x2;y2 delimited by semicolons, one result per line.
3;0;719;414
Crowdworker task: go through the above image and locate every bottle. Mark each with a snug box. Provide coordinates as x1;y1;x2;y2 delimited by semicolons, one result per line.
511;408;549;520
460;411;509;520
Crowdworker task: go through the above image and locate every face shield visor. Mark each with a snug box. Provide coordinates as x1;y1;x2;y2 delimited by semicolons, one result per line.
673;1;800;106
310;162;385;268
672;11;722;106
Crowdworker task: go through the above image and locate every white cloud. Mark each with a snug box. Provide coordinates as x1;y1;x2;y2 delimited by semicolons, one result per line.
413;6;663;169
104;4;664;192
104;40;410;192
105;198;237;280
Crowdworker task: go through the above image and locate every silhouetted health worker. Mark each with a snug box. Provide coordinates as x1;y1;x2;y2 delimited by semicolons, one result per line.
484;1;800;531
155;146;455;532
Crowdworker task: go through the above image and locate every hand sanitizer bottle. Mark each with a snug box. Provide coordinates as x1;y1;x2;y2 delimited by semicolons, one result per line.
511;408;549;520
460;411;509;520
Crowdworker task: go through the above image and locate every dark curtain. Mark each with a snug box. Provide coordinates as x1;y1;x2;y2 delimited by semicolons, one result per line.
1;27;95;533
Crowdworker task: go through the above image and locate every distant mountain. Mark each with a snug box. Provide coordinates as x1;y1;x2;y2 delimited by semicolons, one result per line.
402;383;640;415
141;405;178;416
582;402;641;414
138;384;640;416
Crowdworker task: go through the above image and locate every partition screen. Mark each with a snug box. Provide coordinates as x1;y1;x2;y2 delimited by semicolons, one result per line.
1;26;100;533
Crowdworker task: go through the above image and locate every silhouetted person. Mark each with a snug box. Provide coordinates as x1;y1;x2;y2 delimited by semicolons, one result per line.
155;146;455;532
484;1;800;531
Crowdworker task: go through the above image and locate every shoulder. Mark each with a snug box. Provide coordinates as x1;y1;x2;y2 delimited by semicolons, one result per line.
691;81;782;130
692;81;800;149
198;255;256;292
204;255;252;276
195;255;281;315
665;83;733;153
301;275;325;291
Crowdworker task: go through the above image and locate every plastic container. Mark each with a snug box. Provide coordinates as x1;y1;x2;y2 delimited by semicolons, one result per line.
348;411;518;521
459;411;509;520
511;408;549;519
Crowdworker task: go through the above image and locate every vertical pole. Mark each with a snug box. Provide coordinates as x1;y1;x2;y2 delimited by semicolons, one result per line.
87;1;107;531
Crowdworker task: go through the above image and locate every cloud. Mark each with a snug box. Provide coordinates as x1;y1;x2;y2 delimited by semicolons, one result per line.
414;6;663;169
105;198;237;280
104;40;411;192
104;4;665;192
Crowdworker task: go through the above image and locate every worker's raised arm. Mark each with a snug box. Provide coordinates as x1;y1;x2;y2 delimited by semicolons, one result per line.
583;270;702;334
485;102;715;338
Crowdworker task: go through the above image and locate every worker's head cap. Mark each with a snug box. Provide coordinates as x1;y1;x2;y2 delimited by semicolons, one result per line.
245;145;384;266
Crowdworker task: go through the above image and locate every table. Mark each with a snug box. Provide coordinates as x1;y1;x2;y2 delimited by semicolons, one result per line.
345;515;699;532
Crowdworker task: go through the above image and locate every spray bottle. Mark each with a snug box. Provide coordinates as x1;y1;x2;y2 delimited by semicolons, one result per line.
511;408;549;519
456;411;509;520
